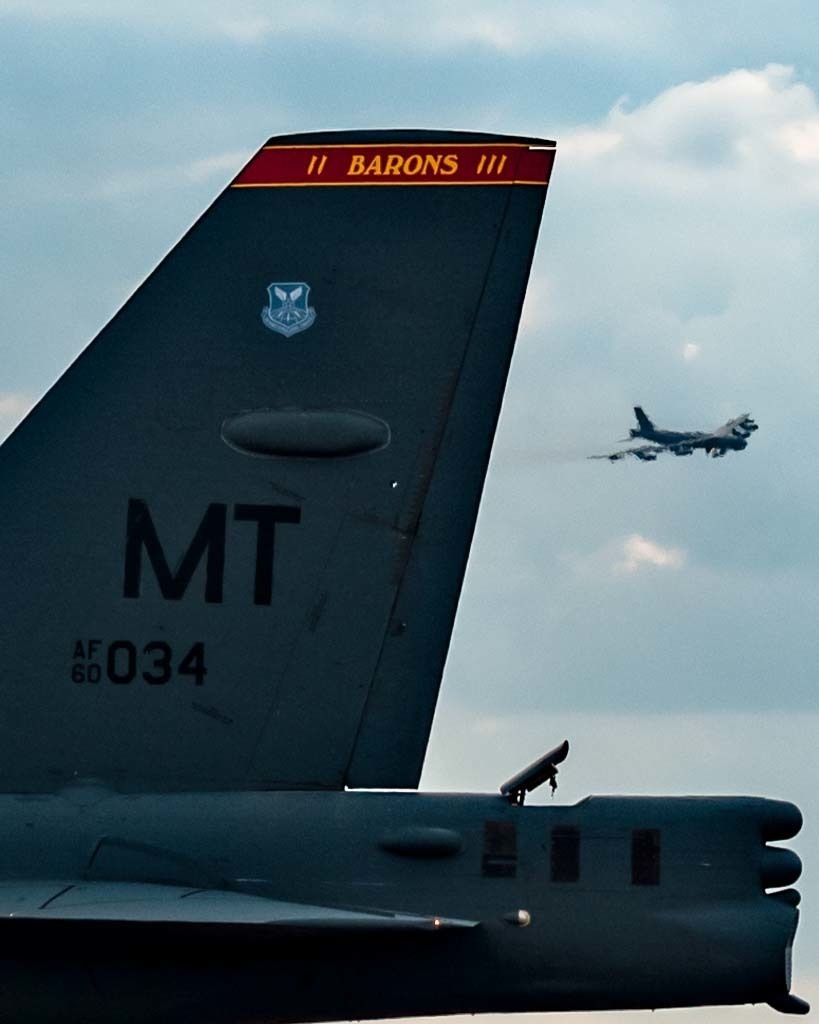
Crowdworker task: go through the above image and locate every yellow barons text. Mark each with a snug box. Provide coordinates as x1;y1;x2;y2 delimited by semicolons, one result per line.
347;153;459;177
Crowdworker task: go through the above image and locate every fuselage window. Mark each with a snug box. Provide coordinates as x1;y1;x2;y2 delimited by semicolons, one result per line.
550;825;580;882
631;828;661;885
482;821;517;877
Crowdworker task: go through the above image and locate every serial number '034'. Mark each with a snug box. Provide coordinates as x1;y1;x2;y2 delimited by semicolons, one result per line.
72;640;206;686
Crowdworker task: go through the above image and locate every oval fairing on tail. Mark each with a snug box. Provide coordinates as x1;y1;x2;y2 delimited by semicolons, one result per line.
221;408;391;459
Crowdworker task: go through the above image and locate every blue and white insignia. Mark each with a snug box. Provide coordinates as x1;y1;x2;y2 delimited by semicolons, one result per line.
261;282;317;337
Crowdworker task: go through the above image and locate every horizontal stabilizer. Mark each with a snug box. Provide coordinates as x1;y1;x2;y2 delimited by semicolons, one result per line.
0;881;478;931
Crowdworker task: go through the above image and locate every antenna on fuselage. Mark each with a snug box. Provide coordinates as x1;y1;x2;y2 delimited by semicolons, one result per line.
500;740;569;805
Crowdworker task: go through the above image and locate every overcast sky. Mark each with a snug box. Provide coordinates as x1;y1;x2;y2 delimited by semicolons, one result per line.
1;2;816;1019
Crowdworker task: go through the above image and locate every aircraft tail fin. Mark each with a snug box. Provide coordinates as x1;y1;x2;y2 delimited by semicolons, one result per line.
0;129;555;793
633;406;654;433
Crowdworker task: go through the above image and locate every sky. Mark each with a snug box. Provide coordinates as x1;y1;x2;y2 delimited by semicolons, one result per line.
0;1;816;1019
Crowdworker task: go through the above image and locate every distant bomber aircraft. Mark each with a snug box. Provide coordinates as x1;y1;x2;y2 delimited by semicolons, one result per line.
0;132;805;1022
591;405;759;461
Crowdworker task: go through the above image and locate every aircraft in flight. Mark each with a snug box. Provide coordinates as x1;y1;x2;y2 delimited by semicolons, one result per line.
0;131;805;1022
591;406;759;461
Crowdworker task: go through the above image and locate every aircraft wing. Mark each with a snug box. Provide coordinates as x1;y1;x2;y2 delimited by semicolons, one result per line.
589;444;666;462
707;413;758;439
0;130;555;793
0;881;478;931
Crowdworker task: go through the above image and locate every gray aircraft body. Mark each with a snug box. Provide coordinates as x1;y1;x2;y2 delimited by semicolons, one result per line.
592;406;759;461
0;130;805;1022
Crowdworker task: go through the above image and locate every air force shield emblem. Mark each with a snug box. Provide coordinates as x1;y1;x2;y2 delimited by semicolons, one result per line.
261;282;317;337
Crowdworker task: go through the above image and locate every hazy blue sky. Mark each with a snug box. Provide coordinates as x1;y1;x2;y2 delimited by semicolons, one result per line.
1;2;817;1018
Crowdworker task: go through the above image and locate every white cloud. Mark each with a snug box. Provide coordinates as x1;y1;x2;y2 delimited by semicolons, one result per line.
0;0;668;54
559;129;622;161
0;392;34;440
564;534;687;578
617;533;685;573
777;118;819;163
531;63;819;422
559;64;819;198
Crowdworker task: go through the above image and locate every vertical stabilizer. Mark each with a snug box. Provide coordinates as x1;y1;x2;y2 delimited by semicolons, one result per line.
0;130;555;792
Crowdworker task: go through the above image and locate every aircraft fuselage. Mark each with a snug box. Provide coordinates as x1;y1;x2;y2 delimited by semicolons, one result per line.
0;787;802;1022
631;427;699;445
631;426;749;455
